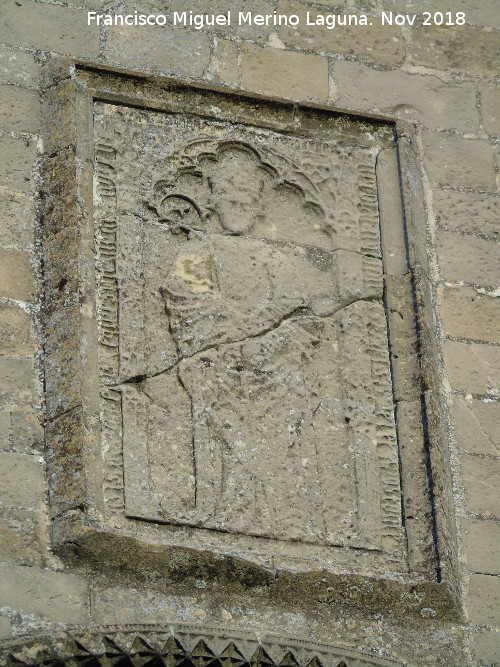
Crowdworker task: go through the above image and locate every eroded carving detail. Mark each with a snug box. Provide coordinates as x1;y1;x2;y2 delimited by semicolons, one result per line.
93;104;403;558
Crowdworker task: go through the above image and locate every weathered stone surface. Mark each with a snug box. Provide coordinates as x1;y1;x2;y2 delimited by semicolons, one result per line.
46;407;86;517
436;231;500;286
445;340;500;395
0;302;35;355
0;46;39;87
0;617;11;641
0;356;35;409
433;189;499;240
43;303;83;421
0;409;38;458
0;135;37;192
383;277;421;402
0;452;44;510
38;148;79;239
0;506;45;565
462;518;500;574
410;24;500;75
91;102;403;560
40;80;84;154
209;38;240;88
10;408;44;454
91;586;207;625
452;396;500;456
277;0;405;66
332;60;478;132
467;574;500;625
481;86;500;137
0;191;35;250
0;247;36;302
105;25;210;79
0;0;100;59
241;45;328;101
0;84;41;134
439;286;500;343
460;454;500;517
0;563;88;624
160;0;278;42
422;131;497;191
470;630;500;666
0;0;498;661
385;0;500;29
0;410;10;450
392;400;435;573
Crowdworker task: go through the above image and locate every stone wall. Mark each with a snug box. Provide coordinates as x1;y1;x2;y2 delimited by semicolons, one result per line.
0;1;498;665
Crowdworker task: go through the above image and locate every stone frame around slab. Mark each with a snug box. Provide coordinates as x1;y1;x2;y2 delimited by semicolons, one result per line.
39;60;459;617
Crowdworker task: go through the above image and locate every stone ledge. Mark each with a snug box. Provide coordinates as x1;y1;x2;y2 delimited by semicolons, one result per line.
51;516;461;623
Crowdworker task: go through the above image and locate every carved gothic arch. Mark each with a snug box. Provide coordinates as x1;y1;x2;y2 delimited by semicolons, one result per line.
147;139;328;237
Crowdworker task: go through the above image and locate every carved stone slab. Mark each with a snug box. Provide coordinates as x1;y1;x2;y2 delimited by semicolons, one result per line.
42;68;440;579
93;103;403;561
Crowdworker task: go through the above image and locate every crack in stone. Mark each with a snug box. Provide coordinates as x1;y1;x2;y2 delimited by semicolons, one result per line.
175;365;197;507
118;295;381;387
137;219;382;262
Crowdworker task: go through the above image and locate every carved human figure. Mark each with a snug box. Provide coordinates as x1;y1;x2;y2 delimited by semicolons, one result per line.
122;142;382;545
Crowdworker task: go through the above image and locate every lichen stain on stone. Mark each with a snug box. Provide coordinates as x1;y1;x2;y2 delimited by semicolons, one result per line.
174;253;217;292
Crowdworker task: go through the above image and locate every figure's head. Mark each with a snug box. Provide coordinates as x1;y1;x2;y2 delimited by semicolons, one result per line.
206;146;266;235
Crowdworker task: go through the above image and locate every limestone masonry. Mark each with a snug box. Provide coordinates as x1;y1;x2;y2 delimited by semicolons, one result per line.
0;1;498;665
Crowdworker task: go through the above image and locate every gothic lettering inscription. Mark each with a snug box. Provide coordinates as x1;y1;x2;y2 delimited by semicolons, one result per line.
94;103;403;556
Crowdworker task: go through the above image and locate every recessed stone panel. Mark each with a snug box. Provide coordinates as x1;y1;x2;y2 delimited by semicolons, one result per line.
43;69;435;579
93;103;402;560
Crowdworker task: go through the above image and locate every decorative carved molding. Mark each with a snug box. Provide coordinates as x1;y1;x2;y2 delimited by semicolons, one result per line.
0;624;404;667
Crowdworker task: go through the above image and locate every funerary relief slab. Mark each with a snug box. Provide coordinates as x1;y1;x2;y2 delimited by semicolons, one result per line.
92;101;407;569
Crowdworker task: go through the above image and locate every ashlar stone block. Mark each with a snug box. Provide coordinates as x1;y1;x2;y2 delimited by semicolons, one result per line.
467;574;500;625
422;131;497;191
433;189;499;240
410;24;499;76
436;231;500;286
0;0;100;59
0;84;41;134
481;85;500;137
439;286;500;343
0;563;88;624
0;46;39;87
241;45;328;101
461;454;500;517
277;0;405;66
444;340;500;395
332;60;478;133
